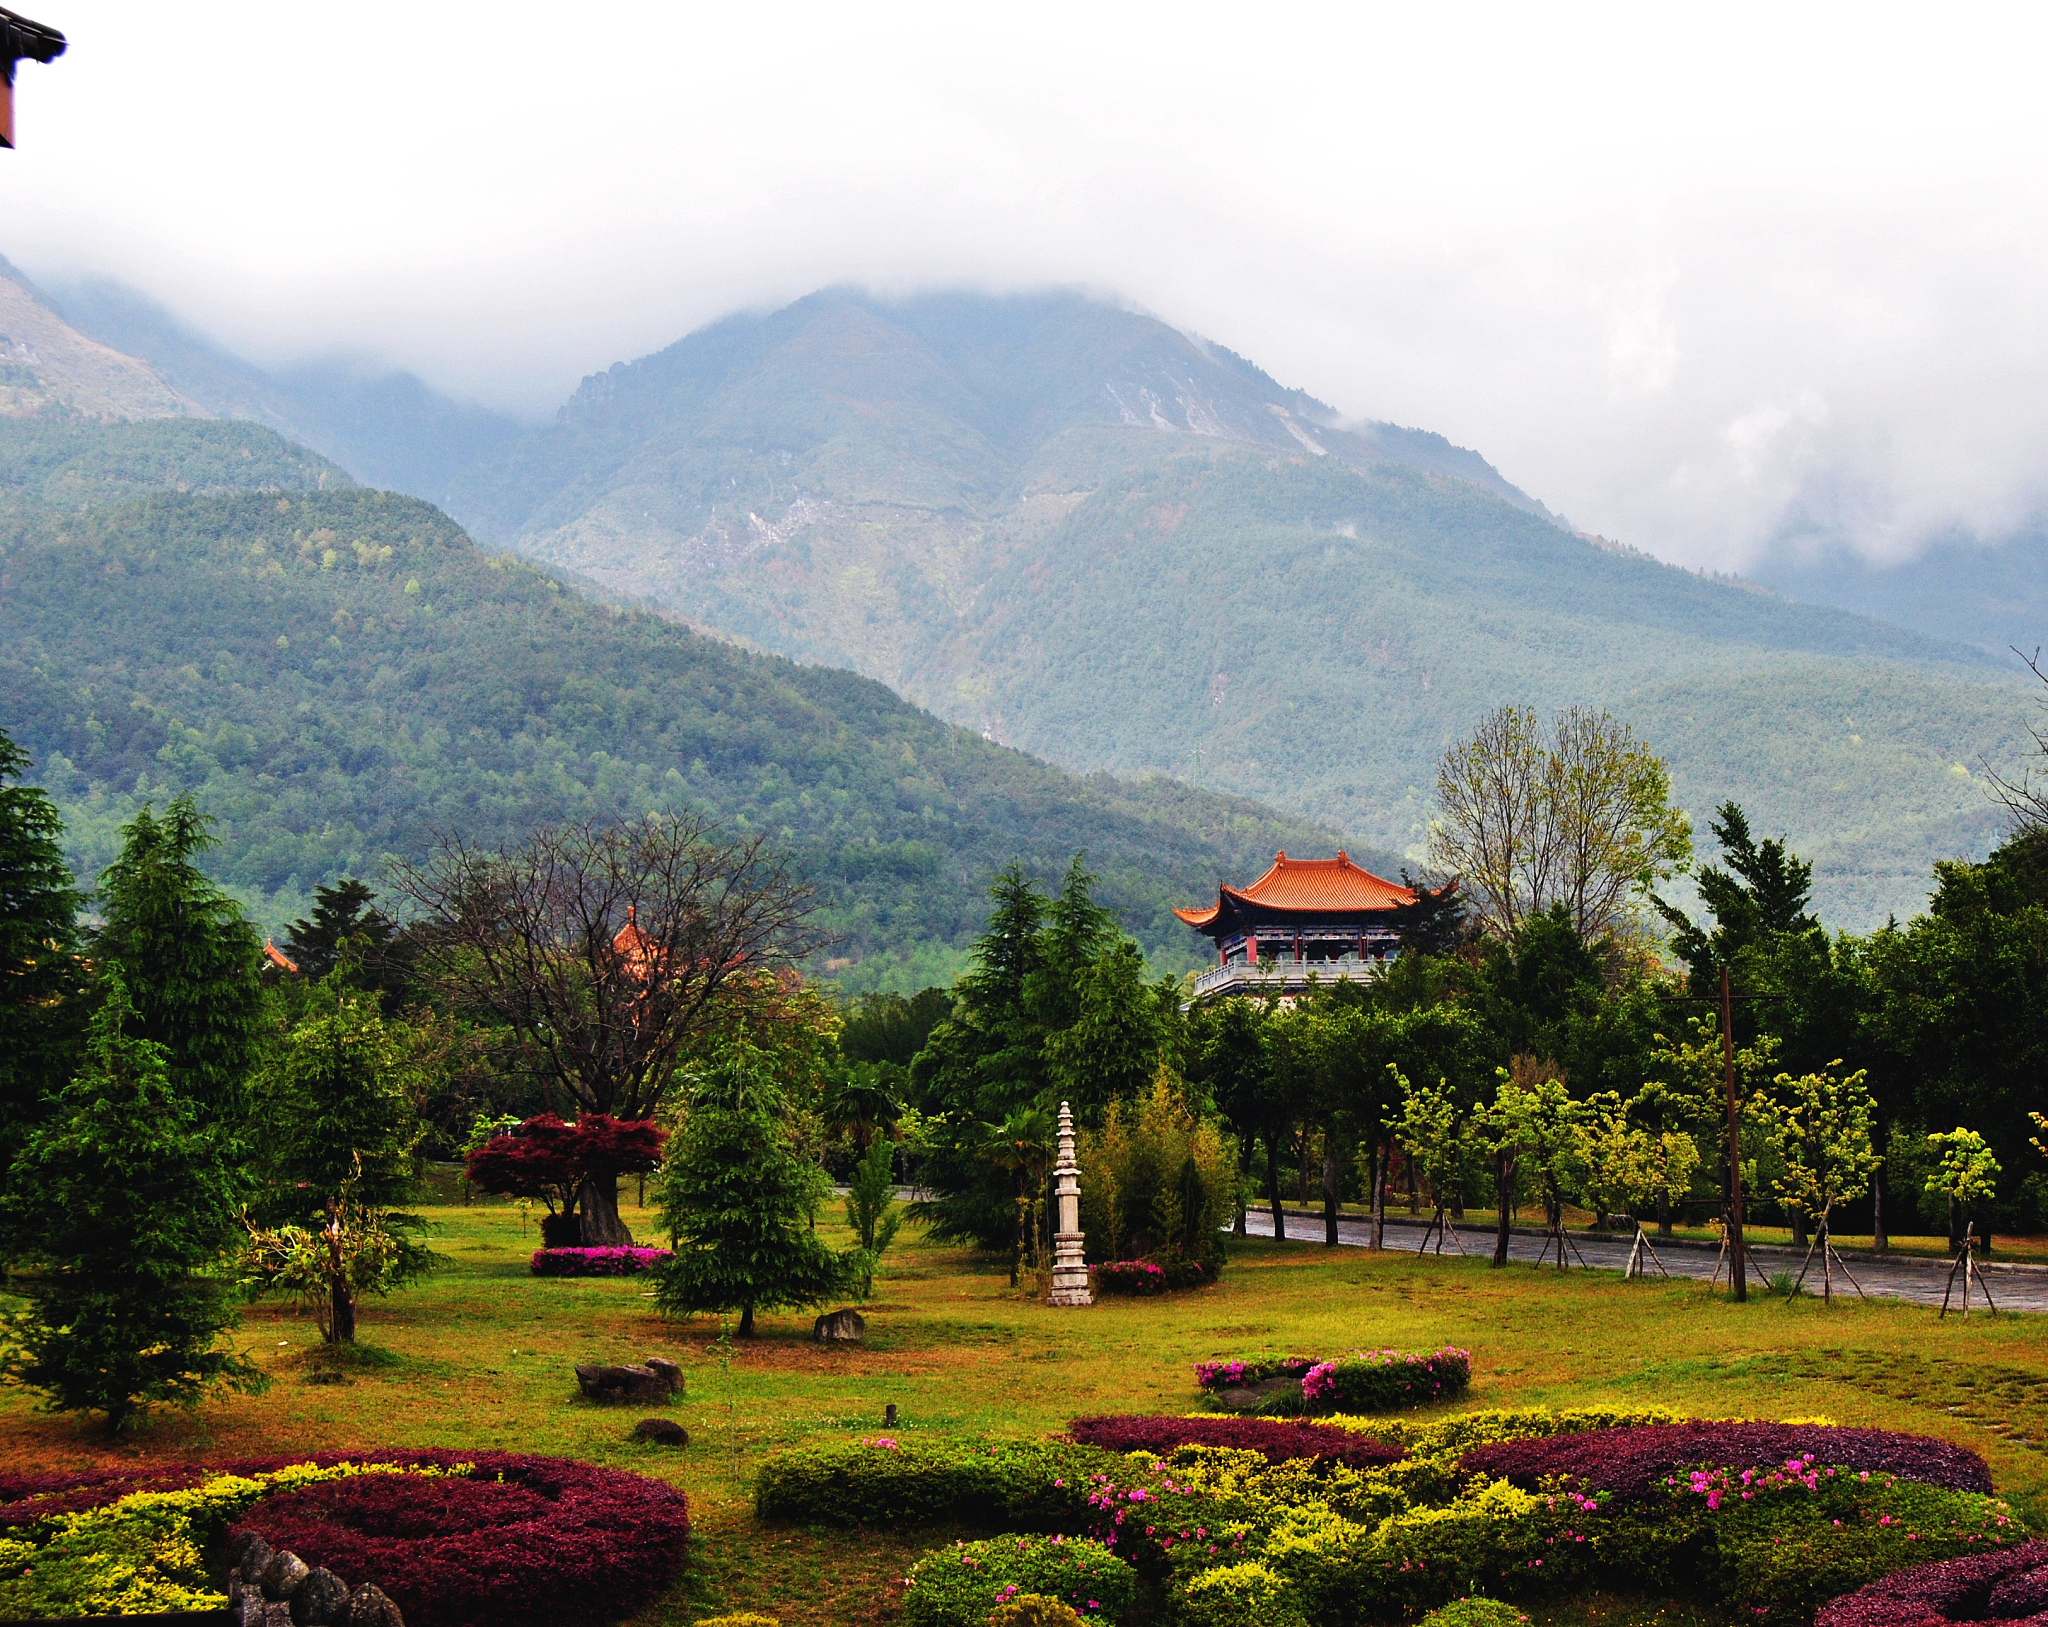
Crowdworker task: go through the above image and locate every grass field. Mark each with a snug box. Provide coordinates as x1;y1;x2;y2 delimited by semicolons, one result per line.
3;1197;2045;1627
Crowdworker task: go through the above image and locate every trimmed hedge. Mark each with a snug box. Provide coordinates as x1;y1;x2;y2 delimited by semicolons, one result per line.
1092;1258;1216;1296
1817;1537;2048;1627
530;1246;671;1277
1462;1423;1994;1499
1301;1348;1471;1414
754;1439;1117;1530
904;1536;1134;1627
234;1450;690;1627
1067;1417;1402;1469
1194;1358;1316;1393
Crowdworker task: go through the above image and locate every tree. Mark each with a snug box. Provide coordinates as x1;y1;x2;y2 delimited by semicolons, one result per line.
842;1136;902;1298
92;798;265;1121
244;989;437;1341
1044;939;1161;1116
1430;704;1690;941
1639;1013;1780;1237
0;726;85;1178
0;967;259;1431
283;878;413;1009
1656;802;1822;992
1747;1062;1878;1297
978;1106;1055;1286
1925;1128;2001;1254
465;1113;668;1246
393;814;817;1243
654;1045;855;1336
1385;1067;1478;1250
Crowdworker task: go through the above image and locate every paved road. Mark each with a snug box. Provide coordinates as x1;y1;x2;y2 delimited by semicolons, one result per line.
1241;1209;2048;1313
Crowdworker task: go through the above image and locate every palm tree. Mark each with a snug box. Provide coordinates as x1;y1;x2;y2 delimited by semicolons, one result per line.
824;1065;904;1155
977;1108;1056;1286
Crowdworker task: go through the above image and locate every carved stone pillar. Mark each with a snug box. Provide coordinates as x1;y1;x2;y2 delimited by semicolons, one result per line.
1049;1100;1093;1306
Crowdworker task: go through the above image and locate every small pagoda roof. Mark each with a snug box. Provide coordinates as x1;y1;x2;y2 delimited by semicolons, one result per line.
0;7;65;71
1175;850;1415;931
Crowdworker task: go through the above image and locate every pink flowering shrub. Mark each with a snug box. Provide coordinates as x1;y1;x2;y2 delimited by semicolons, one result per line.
1298;1347;1471;1413
1067;1415;1402;1468
1192;1357;1316;1393
1462;1424;1994;1499
902;1536;1135;1627
529;1245;672;1277
1091;1258;1216;1296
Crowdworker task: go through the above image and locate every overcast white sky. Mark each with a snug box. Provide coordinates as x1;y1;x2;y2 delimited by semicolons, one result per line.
5;2;2046;570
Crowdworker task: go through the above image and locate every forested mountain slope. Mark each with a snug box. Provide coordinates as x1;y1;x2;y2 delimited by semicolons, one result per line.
0;478;1343;989
437;287;2035;929
0;259;198;421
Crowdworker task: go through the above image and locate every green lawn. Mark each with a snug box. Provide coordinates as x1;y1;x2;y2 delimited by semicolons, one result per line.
3;1198;2044;1626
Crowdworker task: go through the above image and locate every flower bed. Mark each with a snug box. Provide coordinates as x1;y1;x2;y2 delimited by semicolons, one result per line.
1461;1423;1994;1499
903;1536;1135;1627
0;1452;689;1627
530;1245;672;1277
1067;1416;1403;1469
1301;1347;1471;1414
1194;1357;1317;1393
1817;1538;2048;1627
1091;1258;1216;1296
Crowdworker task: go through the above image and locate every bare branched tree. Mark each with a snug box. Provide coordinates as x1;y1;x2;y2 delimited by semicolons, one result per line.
1985;647;2048;833
1430;704;1691;942
390;814;820;1244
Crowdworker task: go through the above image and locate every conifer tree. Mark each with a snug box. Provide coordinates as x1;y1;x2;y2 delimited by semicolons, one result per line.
655;1045;854;1336
0;727;85;1177
93;798;265;1121
1;966;258;1431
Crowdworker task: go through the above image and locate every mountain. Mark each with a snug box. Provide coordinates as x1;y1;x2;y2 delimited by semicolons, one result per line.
0;415;351;506
0;439;1349;990
439;287;2035;930
0;257;199;421
43;276;523;505
1753;528;2048;662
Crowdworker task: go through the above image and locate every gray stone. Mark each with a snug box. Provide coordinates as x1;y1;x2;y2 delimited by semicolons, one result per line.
1214;1373;1305;1415
265;1604;296;1627
293;1566;353;1625
260;1548;310;1600
632;1416;688;1445
346;1583;407;1627
644;1355;685;1393
239;1535;275;1585
813;1308;865;1342
228;1592;268;1627
229;1529;263;1569
575;1360;672;1403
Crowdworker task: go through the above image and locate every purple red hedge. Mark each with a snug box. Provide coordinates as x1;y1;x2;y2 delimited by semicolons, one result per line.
1462;1423;1994;1499
1;1451;689;1627
1067;1415;1403;1468
1818;1537;2048;1627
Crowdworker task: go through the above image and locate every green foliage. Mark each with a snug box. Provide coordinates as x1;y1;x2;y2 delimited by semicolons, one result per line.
0;414;351;506
91;797;265;1122
753;1438;1115;1530
1925;1127;2001;1206
0;724;84;1178
1416;1599;1527;1627
903;1537;1135;1627
1179;1561;1306;1627
1749;1063;1880;1229
655;1045;858;1334
1075;1073;1235;1267
841;1135;902;1296
0;485;1332;986
0;966;259;1430
986;1595;1087;1627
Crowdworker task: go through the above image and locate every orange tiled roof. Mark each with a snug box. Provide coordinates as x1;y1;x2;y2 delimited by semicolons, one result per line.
1174;850;1415;927
262;939;299;974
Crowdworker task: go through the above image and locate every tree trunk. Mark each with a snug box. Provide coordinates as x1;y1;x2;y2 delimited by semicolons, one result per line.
1790;1205;1808;1249
1948;1193;1960;1254
1493;1154;1512;1268
1322;1129;1341;1246
577;1175;634;1247
1235;1138;1251;1237
1266;1131;1287;1241
1655;1185;1672;1240
1406;1153;1420;1215
1872;1163;1888;1254
1369;1139;1386;1250
738;1303;755;1337
330;1274;356;1344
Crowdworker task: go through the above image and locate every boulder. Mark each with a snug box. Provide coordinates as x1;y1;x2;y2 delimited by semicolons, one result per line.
346;1583;407;1627
238;1535;276;1586
229;1592;268;1627
1214;1373;1306;1415
292;1566;353;1625
813;1308;865;1342
266;1604;297;1627
644;1355;685;1394
633;1416;688;1446
261;1549;311;1601
575;1361;673;1404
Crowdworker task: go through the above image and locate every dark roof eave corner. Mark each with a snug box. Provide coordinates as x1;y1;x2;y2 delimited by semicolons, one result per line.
0;6;67;74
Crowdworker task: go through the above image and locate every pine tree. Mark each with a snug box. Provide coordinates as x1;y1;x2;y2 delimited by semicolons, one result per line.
655;1045;854;1336
0;727;85;1178
1;966;259;1431
93;798;265;1120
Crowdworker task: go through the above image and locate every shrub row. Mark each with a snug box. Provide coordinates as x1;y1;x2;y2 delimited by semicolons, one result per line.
530;1246;672;1277
1194;1357;1316;1393
1818;1537;2048;1627
233;1450;691;1627
1067;1416;1402;1469
1301;1348;1471;1414
903;1536;1135;1627
754;1438;1119;1531
1092;1258;1215;1296
1462;1423;1994;1499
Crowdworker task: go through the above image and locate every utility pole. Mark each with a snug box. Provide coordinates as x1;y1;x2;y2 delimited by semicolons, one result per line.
1721;964;1746;1302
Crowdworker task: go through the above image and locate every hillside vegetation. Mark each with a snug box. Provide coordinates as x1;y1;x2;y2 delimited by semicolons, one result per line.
438;288;2034;929
0;472;1344;988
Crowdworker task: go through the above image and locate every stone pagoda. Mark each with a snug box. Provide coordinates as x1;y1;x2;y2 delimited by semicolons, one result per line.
1049;1100;1092;1307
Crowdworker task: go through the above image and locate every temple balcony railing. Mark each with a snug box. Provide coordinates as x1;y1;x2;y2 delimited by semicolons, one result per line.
1188;958;1387;1004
